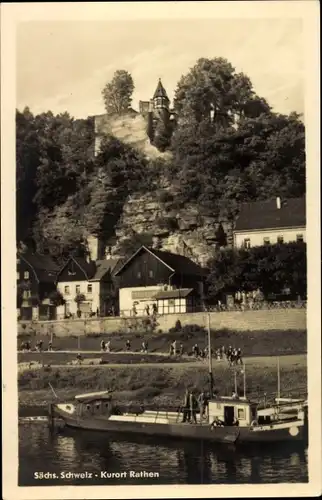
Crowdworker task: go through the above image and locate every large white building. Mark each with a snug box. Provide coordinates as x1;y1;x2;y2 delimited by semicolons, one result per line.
233;197;306;249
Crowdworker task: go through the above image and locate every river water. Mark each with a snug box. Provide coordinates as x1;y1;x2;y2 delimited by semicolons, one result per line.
19;423;308;486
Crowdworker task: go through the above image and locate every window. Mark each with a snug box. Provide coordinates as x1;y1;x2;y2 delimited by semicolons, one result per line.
76;285;80;294
24;271;29;280
296;234;304;243
87;284;92;294
64;286;70;295
263;237;270;245
23;290;31;299
149;270;154;278
277;235;284;244
16;258;20;265
137;271;142;279
243;238;251;249
238;408;245;420
17;272;20;280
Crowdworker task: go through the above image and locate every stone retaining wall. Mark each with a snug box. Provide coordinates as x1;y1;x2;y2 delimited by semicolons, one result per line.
18;309;306;337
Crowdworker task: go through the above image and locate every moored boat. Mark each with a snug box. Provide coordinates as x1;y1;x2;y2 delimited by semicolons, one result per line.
50;390;307;445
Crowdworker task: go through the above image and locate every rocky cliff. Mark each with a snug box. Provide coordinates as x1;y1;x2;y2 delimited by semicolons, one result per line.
93;113;232;267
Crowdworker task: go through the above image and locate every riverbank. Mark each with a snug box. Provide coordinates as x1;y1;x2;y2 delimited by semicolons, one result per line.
18;328;307;357
19;354;307;411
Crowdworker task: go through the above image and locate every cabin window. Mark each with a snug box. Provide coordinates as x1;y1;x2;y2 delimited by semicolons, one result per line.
296;234;304;242
86;405;91;411
149;270;154;278
263;237;270;245
76;285;80;294
277;235;284;244
137;271;142;279
24;271;29;280
238;408;245;420
17;272;20;280
64;286;70;295
87;284;92;294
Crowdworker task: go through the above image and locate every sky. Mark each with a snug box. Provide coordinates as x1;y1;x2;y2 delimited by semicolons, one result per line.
16;18;304;119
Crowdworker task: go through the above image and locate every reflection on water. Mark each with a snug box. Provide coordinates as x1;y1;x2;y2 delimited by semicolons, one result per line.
19;424;308;486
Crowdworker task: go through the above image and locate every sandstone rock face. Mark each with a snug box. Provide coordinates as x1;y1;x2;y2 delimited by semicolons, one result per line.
93;113;233;267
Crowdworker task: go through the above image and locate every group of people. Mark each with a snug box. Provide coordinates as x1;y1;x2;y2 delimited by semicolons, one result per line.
132;303;158;317
20;340;53;352
181;389;209;423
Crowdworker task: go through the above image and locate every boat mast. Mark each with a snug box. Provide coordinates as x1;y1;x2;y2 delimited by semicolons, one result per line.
243;362;246;399
207;312;214;396
277;356;281;403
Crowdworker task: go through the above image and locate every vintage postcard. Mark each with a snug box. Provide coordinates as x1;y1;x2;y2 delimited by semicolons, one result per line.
1;1;321;499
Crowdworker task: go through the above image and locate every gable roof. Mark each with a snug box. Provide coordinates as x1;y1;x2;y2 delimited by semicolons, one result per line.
234;197;306;232
90;259;120;281
57;256;96;281
153;79;169;101
19;252;59;283
114;246;207;277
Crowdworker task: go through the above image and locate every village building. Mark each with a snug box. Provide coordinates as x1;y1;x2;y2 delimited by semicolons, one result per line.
114;246;207;316
17;251;59;320
233;196;306;249
56;256;120;319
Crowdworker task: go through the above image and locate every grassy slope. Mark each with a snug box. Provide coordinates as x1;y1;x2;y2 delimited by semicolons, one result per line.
19;354;307;409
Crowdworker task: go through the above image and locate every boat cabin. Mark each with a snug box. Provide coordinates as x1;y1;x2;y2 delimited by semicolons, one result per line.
208;397;258;427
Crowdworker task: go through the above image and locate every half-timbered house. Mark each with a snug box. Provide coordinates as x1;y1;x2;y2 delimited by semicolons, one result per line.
114;246;207;316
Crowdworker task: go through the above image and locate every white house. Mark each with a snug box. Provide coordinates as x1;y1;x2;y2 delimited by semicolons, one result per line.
56;256;120;319
233;197;306;249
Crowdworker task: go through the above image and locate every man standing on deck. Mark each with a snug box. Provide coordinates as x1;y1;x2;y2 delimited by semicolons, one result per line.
189;391;198;423
182;389;190;422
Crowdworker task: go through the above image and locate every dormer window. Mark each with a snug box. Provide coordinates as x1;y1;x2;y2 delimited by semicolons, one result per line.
68;261;76;276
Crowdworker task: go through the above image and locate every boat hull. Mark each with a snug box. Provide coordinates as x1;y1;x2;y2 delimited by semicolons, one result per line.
52;408;306;445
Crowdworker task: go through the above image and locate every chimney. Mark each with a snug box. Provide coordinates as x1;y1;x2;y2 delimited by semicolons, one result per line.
276;197;281;210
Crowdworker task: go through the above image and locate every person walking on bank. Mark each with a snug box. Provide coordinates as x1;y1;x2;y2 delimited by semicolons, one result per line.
145;304;150;316
48;341;53;352
100;340;106;352
126;339;131;351
169;342;174;357
179;343;184;357
172;340;177;356
106;340;111;353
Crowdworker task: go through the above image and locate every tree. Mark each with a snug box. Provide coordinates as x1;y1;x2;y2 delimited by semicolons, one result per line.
48;290;65;306
173;58;269;127
102;70;134;116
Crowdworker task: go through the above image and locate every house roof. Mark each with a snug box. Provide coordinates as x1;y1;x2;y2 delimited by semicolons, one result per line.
90;259;120;281
153;79;169;101
153;288;194;300
234;197;306;232
57;255;121;282
114;246;207;277
19;252;59;283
